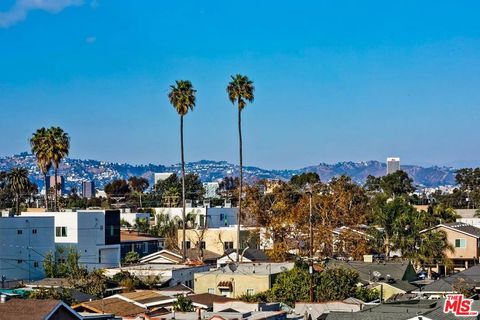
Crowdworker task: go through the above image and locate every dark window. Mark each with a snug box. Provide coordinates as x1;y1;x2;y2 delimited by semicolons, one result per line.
32;229;37;234
55;226;67;237
17;230;22;235
185;241;191;249
33;261;39;268
200;241;206;249
224;242;234;250
17;259;23;264
220;214;224;221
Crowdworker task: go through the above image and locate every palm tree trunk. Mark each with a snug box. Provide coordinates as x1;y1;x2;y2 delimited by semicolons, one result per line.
16;193;20;215
237;106;243;262
43;173;49;211
181;115;186;261
54;167;58;211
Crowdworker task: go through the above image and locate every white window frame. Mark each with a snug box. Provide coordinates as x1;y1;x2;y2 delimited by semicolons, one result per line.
455;238;466;248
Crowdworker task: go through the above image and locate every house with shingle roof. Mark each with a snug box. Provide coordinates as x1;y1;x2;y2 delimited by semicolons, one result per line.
413;264;480;297
0;298;82;320
420;222;480;272
74;297;148;317
323;260;418;301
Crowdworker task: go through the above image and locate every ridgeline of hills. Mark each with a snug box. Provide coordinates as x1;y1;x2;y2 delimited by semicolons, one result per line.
0;153;458;190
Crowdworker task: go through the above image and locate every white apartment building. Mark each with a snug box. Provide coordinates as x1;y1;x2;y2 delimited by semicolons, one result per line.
120;212;150;226
0;216;55;281
153;207;238;229
21;210;121;270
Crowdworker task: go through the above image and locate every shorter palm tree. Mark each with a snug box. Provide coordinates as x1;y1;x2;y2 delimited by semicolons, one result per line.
46;127;70;211
6;168;30;215
30;127;51;210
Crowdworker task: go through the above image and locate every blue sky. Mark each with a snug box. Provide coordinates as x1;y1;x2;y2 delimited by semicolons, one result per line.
0;0;479;169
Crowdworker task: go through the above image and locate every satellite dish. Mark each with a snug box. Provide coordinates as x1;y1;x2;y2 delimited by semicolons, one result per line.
228;263;238;273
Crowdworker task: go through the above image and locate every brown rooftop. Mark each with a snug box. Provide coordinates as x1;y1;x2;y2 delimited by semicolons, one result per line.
74;297;147;317
121;230;163;242
120;290;173;305
0;299;79;320
189;293;236;308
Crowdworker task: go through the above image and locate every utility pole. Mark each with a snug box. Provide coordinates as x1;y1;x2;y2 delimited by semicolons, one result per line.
307;184;314;303
309;192;314;303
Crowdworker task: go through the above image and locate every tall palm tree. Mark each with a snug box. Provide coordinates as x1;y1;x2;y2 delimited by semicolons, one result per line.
46;127;70;211
168;80;196;260
30;127;52;210
227;74;255;262
6;168;30;215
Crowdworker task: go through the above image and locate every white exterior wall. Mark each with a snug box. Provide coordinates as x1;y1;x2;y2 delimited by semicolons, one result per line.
120;212;150;226
0;216;55;281
153;207;238;229
21;210;120;270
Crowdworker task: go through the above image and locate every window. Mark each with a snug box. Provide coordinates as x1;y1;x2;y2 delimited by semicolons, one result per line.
98;250;102;264
224;242;234;250
208;288;215;294
185;241;191;249
55;226;67;237
17;259;23;264
33;261;39;268
200;241;206;249
143;242;148;253
455;239;466;248
220;214;224;221
17;229;22;235
247;289;255;296
32;229;37;234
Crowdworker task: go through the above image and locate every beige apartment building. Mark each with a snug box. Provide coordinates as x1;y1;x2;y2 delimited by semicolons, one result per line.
194;262;294;298
423;222;480;272
177;227;259;255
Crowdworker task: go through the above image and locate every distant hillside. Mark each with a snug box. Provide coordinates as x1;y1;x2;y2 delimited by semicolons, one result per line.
0;153;458;190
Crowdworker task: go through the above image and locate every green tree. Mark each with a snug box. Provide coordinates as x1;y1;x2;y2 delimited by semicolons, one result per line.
6;167;30;214
45;127;70;211
270;265;310;306
150;213;178;249
172;295;194;312
124;251;140;265
30;127;52;210
290;172;320;189
168;80;196;261
370;196;414;259
417;230;453;276
227;74;255;262
316;268;361;302
104;179;130;196
380;170;415;198
27;287;75;305
128;176;149;209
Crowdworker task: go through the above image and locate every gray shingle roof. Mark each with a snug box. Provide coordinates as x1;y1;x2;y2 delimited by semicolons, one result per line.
418;264;480;293
441;222;480;238
325;300;441;320
324;260;417;282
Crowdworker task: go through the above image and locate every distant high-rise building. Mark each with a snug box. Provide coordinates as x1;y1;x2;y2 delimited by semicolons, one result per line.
81;181;96;199
45;176;65;195
387;157;400;175
154;172;174;186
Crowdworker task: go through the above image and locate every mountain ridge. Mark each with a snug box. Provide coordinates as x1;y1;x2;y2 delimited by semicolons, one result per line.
0;153;458;190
